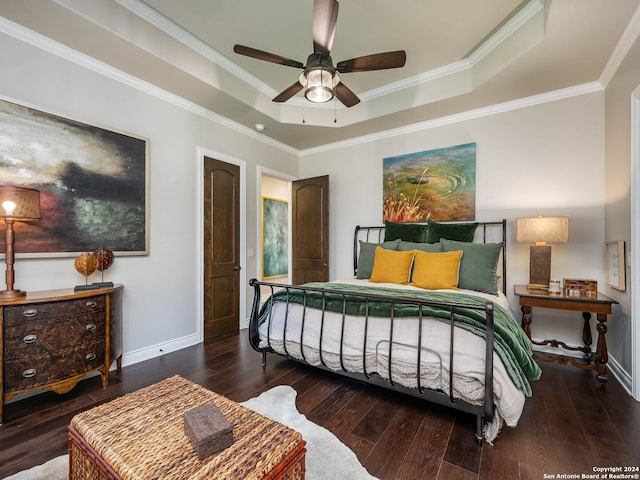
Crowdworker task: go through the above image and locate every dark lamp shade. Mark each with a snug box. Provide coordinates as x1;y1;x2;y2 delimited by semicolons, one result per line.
0;186;41;221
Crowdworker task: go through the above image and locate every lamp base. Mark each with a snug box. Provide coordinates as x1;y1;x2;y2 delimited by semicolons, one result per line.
0;289;27;299
529;245;552;290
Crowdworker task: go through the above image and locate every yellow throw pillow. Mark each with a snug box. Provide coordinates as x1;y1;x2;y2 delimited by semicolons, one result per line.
369;247;416;284
410;250;463;290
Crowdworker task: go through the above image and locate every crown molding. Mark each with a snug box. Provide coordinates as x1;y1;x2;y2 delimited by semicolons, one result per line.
111;0;277;99
0;16;298;156
299;82;603;157
0;11;604;159
599;4;640;88
111;0;546;119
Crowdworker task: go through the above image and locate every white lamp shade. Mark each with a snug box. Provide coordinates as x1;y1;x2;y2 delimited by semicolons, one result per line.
516;216;569;244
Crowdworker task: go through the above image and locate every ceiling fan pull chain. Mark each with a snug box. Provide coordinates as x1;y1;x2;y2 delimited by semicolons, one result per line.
334;99;337;124
302;104;306;124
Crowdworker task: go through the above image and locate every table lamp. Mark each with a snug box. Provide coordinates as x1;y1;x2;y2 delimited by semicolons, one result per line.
516;215;569;290
0;185;41;299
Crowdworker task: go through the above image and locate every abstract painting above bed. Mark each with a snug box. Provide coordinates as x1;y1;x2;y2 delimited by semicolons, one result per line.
382;143;476;222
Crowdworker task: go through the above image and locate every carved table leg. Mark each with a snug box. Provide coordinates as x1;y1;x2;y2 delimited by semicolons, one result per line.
582;312;593;362
594;313;609;387
521;305;532;340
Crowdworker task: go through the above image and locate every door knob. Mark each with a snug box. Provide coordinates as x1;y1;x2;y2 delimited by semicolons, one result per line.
234;266;242;271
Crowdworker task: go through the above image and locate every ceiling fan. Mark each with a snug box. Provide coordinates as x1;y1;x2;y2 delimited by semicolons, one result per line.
233;0;406;108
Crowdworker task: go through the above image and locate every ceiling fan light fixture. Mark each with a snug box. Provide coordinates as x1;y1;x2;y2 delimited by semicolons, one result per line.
300;67;339;103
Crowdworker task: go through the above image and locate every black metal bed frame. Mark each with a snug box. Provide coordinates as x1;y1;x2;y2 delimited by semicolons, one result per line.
248;220;507;444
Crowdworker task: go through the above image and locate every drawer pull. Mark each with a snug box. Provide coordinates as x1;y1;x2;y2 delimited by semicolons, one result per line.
22;368;37;378
86;353;97;361
23;334;37;344
22;308;37;318
86;323;97;331
86;301;98;309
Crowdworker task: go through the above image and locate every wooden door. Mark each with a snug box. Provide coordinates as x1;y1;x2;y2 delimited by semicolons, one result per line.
204;157;240;339
292;175;329;284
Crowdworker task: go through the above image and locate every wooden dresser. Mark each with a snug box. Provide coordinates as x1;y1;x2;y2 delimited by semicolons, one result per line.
0;284;123;423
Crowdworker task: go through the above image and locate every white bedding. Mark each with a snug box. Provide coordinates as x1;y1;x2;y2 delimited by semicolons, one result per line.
257;279;526;441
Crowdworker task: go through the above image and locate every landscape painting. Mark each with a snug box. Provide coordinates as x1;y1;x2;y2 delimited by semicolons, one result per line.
262;196;288;278
0;98;148;257
382;143;476;222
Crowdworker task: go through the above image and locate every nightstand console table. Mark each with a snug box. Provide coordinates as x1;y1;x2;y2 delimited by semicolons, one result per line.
514;284;617;386
0;284;123;424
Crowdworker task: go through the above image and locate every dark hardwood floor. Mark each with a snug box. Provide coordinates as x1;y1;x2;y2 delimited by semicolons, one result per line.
1;329;639;479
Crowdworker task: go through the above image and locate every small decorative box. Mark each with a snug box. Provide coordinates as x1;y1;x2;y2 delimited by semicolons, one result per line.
563;278;598;298
183;401;234;459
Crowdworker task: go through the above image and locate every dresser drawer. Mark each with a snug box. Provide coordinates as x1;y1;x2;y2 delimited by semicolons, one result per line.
3;315;105;360
3;342;106;392
4;296;105;325
1;285;123;423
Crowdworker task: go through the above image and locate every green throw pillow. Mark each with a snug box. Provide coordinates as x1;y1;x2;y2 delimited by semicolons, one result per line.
397;241;442;253
356;240;400;279
426;221;478;243
441;239;503;295
383;221;428;243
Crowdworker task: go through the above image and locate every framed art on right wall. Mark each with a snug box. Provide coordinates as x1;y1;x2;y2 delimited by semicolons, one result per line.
606;240;625;290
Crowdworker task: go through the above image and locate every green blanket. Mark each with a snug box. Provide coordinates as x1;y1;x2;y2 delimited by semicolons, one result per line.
259;282;541;396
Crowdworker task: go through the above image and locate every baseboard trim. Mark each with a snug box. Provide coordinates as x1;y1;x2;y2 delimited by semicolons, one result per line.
121;333;200;368
607;355;633;395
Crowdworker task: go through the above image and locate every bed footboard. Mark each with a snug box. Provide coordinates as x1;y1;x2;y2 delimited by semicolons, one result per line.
248;278;496;445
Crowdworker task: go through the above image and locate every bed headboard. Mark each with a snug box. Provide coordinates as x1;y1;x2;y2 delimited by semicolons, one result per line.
353;220;507;293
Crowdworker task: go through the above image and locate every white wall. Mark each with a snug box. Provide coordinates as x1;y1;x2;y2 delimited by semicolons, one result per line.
299;92;607;358
604;34;640;388
0;31;298;364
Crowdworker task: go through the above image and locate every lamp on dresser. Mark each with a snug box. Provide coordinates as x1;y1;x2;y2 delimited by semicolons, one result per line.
0;185;41;299
516;215;569;290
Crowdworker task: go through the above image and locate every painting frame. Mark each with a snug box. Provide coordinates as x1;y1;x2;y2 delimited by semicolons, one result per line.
382;142;476;223
0;97;149;258
262;196;288;279
606;240;625;290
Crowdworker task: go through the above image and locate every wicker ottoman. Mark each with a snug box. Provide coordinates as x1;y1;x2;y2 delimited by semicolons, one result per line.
68;376;306;479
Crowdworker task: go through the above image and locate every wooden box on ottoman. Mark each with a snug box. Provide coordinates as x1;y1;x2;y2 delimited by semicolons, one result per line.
68;375;306;479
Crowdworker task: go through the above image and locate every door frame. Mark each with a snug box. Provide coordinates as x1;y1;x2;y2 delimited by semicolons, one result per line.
196;146;247;341
256;166;297;282
632;90;639;400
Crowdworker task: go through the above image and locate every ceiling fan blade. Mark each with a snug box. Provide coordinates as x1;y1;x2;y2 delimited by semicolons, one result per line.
336;50;406;73
313;0;339;55
273;81;304;103
334;82;360;107
233;44;304;69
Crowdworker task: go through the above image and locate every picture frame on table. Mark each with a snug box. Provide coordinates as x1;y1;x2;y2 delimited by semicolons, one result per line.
605;240;625;290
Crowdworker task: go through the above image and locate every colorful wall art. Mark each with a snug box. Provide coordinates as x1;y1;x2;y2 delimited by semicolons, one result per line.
262;196;288;278
0;98;148;257
383;143;476;222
